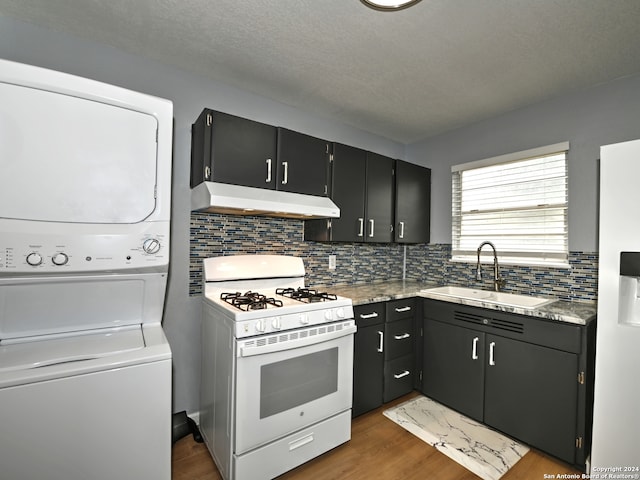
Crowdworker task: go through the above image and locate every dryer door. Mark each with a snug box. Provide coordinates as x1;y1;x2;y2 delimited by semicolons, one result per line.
0;81;158;224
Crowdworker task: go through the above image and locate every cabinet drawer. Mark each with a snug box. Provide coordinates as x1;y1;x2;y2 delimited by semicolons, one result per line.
386;298;416;322
354;302;386;327
383;355;414;402
385;317;414;360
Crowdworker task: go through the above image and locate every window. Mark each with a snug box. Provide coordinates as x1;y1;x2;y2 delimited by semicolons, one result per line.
451;142;569;267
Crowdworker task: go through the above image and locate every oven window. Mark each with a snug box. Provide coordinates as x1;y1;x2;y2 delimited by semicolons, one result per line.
260;347;338;419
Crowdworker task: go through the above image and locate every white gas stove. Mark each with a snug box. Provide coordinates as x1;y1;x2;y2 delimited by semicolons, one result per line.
200;254;356;480
202;255;354;338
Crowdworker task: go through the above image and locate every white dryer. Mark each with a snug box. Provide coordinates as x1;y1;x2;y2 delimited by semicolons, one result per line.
0;59;173;480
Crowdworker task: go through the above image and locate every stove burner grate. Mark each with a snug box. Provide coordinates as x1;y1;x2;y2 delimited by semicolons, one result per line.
276;287;338;303
221;291;283;311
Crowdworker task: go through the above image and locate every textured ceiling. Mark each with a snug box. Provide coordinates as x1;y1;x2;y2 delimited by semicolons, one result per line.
2;0;640;143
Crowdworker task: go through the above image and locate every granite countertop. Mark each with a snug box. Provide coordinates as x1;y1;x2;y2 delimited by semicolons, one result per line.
325;280;596;326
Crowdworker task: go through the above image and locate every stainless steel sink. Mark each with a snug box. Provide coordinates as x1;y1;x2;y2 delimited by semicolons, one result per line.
420;285;556;309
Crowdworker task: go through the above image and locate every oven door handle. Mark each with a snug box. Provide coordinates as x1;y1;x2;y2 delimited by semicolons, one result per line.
238;324;357;357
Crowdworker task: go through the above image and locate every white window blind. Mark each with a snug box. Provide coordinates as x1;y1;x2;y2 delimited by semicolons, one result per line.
451;143;569;267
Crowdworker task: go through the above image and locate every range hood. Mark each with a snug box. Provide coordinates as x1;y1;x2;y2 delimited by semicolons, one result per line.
191;182;340;219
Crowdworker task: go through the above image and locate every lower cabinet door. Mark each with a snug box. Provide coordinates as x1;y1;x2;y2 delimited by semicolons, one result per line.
483;335;579;464
352;324;384;417
383;354;414;403
423;320;485;422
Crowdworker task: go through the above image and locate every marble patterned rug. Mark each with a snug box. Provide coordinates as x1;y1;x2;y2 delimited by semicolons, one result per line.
383;396;529;480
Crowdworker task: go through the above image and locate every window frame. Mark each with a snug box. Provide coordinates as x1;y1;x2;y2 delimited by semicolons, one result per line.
451;142;570;268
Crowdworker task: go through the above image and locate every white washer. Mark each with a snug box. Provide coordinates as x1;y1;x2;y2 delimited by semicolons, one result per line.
0;59;173;480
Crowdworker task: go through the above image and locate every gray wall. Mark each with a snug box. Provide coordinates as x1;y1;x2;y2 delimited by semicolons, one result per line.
408;73;640;252
0;16;404;414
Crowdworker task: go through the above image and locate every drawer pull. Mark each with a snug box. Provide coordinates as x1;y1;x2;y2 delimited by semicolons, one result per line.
359;312;379;319
394;370;410;379
394;333;411;340
377;331;384;352
394;306;412;313
472;337;479;360
489;341;496;366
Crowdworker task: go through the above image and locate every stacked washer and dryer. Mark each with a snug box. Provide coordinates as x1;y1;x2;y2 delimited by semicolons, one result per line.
0;59;174;479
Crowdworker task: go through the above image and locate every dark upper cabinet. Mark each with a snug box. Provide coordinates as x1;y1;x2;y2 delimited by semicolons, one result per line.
394;160;431;243
276;128;330;197
191;109;277;189
190;110;330;196
304;144;393;242
366;152;395;243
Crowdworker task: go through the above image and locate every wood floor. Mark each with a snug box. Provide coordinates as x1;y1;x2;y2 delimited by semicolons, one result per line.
172;393;583;480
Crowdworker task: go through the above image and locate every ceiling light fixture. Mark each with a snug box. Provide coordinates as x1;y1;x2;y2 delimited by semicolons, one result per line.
361;0;422;11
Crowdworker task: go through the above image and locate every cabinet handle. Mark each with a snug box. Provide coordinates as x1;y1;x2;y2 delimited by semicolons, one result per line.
394;306;411;313
204;165;211;180
282;161;288;185
359;312;379;319
377;331;384;352
394;370;410;379
369;219;375;237
489;341;496;366
265;158;272;183
399;221;405;239
472;337;479;360
394;333;411;340
358;218;364;237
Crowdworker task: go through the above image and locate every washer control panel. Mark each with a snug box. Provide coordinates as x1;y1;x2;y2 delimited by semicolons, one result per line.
1;228;169;273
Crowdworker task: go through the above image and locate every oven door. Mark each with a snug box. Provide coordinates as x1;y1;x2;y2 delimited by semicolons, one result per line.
234;321;355;454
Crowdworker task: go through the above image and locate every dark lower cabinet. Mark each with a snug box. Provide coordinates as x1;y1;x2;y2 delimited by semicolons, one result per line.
421;298;596;468
383;298;417;403
352;298;418;417
352;303;385;417
423;320;484;422
483;335;578;463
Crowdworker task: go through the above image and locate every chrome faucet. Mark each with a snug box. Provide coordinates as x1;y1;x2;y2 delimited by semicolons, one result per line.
476;241;506;291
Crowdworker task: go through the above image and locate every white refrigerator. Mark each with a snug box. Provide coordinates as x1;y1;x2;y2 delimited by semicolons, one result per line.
591;139;640;471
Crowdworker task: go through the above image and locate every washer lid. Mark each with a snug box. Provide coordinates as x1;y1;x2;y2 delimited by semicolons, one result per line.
0;325;144;374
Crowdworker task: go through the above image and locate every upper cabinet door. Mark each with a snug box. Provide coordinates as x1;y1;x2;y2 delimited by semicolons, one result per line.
192;109;278;189
366;152;395;243
276;128;330;196
329;143;367;242
395;160;431;243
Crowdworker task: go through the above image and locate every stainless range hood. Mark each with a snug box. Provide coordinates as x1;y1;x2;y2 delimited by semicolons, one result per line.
191;182;340;219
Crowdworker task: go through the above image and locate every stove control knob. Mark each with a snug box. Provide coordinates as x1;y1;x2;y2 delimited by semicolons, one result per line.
336;308;345;319
272;317;282;330
255;319;266;333
300;314;309;325
324;310;333;321
52;252;69;266
26;252;43;266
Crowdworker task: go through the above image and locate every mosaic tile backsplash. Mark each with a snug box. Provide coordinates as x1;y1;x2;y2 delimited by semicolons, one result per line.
190;213;598;303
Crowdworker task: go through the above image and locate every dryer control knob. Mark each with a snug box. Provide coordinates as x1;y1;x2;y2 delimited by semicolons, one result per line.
26;252;43;266
143;238;161;254
52;252;69;266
